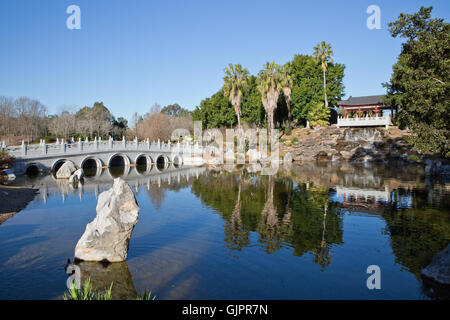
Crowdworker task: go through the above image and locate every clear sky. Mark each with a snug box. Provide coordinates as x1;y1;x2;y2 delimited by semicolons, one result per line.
0;0;448;122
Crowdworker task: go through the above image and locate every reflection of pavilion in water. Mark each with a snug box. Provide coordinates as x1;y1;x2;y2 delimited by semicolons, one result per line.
335;186;391;212
20;165;206;204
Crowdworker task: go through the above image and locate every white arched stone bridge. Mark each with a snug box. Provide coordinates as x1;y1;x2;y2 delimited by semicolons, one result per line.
3;137;204;175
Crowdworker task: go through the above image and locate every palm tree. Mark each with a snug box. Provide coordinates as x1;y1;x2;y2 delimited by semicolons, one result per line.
313;41;334;108
257;62;282;136
223;64;249;130
280;64;293;129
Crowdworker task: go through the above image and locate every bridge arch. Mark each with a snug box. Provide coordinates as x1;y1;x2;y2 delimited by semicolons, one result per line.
80;156;103;170
155;154;170;171
108;153;131;168
25;163;40;176
51;159;76;174
135;154;153;175
135;154;153;166
171;154;183;168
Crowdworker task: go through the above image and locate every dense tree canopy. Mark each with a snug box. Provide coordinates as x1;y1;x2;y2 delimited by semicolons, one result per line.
384;6;450;157
192;50;345;129
290;54;345;122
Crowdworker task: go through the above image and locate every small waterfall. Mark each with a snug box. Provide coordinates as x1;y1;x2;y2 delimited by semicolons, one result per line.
344;128;383;143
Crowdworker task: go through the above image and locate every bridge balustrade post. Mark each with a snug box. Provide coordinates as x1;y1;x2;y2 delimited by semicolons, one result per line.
147;138;150;150
109;136;113;149
78;138;83;152
43;141;47;155
22;140;27;156
134;137;138;149
122;136;126;149
158;139;161;149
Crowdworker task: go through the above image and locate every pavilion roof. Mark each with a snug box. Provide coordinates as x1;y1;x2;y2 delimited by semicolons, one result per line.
337;95;386;106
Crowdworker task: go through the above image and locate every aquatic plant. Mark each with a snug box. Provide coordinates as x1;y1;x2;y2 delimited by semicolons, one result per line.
63;278;156;300
63;278;113;300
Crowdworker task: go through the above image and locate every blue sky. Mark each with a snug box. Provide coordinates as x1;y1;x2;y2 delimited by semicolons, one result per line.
0;0;448;122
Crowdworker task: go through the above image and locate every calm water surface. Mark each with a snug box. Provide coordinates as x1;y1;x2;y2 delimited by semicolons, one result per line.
0;162;449;299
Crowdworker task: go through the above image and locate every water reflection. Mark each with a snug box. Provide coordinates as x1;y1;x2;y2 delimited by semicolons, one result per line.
15;164;206;205
192;162;450;289
75;261;138;300
4;161;450;299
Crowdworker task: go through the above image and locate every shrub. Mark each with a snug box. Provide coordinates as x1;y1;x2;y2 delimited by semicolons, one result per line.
291;137;298;143
0;151;15;169
283;120;292;135
307;102;330;128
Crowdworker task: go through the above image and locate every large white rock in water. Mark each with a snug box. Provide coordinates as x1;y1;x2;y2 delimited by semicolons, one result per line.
56;161;77;179
69;168;84;183
75;178;139;262
421;244;450;284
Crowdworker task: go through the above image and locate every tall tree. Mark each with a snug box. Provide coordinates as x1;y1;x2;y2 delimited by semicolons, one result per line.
257;62;282;136
280;64;294;128
383;6;450;157
222;64;249;130
160;103;190;117
313;41;334;108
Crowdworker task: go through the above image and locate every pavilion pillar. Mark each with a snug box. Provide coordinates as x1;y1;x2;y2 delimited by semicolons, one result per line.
375;105;378;117
344;109;347;118
358;106;361;119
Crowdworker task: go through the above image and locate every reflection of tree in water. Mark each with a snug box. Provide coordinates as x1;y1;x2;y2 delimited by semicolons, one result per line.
191;170;344;268
145;178;192;210
224;178;250;251
312;203;332;267
257;176;283;254
380;186;450;300
381;187;450;279
146;184;166;210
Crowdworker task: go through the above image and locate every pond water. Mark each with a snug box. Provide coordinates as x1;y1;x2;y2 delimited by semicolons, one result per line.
0;162;449;300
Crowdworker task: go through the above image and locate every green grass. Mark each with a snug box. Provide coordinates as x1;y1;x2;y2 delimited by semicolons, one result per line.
63;278;156;300
63;278;113;300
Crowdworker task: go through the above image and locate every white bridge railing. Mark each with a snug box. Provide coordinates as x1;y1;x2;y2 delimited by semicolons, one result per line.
337;115;391;128
2;137;203;159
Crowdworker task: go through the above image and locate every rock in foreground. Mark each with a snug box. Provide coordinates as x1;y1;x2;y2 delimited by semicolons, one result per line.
56;162;77;179
421;244;450;285
75;178;139;262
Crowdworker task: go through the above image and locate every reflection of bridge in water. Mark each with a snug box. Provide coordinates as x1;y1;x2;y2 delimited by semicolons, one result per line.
19;165;206;204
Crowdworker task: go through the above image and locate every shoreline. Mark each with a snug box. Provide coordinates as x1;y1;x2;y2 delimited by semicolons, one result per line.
0;184;39;225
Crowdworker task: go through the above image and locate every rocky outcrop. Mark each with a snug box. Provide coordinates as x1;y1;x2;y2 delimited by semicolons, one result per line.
56;161;77;179
69;169;84;183
421;244;450;285
75;178;139;262
280;126;448;166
